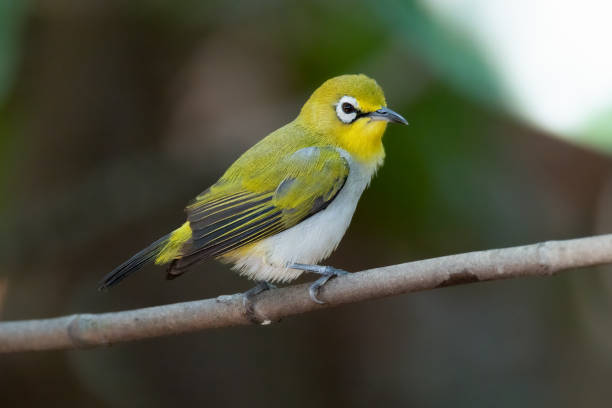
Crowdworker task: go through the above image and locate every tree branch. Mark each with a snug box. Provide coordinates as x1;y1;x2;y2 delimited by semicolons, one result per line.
2;234;612;353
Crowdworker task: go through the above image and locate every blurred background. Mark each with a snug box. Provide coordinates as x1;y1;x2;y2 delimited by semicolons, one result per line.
1;0;612;406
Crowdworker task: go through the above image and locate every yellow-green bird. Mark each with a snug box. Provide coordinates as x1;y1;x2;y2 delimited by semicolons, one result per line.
99;74;407;303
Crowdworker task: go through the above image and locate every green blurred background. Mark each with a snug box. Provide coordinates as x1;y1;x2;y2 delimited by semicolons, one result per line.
1;1;612;407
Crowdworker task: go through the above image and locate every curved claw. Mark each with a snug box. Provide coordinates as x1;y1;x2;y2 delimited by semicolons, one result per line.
309;277;330;304
307;267;348;304
242;281;276;324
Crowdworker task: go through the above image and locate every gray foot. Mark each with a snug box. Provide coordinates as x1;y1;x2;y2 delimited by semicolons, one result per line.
242;281;276;324
288;263;348;304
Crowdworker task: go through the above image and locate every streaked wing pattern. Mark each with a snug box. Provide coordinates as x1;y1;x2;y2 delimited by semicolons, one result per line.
170;147;349;272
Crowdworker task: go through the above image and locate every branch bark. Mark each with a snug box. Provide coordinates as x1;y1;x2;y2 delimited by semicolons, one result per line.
2;234;612;353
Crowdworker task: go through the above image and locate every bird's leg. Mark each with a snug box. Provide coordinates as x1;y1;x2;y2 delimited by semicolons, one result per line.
242;281;276;324
288;263;348;304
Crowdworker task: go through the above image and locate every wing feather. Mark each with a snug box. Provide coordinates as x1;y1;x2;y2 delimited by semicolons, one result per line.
169;146;349;273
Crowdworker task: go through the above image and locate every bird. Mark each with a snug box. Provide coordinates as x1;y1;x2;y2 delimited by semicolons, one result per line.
98;74;408;304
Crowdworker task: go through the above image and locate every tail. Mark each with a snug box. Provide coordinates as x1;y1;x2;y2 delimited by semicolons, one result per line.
97;234;171;290
98;222;192;291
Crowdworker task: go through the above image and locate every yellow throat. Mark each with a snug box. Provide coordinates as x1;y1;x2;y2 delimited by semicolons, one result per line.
296;74;391;164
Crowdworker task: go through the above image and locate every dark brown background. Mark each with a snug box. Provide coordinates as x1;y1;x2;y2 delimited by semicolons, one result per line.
1;1;612;407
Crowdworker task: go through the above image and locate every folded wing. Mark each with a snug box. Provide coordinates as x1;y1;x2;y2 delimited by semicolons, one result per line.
168;146;349;274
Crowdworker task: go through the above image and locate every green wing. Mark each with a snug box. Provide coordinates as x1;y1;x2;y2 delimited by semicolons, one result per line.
171;146;349;271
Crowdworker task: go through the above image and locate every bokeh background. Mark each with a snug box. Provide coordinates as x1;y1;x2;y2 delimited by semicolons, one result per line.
2;1;612;407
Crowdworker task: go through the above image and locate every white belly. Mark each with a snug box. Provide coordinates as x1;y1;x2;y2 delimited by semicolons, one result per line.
222;150;379;283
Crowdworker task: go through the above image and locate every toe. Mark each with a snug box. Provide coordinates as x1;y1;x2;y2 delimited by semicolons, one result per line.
323;266;348;276
309;284;326;304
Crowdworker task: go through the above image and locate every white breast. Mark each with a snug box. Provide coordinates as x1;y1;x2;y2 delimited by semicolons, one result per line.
223;149;380;283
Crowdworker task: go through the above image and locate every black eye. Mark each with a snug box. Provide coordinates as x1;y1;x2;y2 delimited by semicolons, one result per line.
342;102;355;114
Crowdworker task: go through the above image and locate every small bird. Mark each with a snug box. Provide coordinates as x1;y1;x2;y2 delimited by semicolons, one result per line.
99;74;407;304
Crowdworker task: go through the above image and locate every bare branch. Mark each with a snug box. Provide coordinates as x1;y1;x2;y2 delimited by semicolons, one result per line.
1;234;612;353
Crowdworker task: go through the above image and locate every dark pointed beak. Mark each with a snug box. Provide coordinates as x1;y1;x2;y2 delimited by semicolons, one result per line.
366;107;409;125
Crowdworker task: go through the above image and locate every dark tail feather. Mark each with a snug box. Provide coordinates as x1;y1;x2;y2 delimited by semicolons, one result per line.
98;233;170;291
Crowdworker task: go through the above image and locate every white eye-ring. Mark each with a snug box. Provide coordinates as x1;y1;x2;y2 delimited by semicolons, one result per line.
335;95;359;124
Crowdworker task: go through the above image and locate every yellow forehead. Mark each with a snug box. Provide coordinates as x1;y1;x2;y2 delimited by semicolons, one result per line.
312;74;387;112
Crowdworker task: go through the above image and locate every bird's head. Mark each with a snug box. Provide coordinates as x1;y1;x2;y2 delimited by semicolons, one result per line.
297;74;407;163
